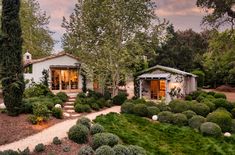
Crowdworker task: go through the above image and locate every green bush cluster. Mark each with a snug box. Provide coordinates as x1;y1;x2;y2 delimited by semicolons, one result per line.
158;111;174;123
56;92;68;102
24;84;54;98
34;143;45;152
77;117;91;129
188;115;206;129
53;137;62;145
169;100;189;113
91;124;105;135
172;113;188;126
113;145;129;155
78;145;95;155
92;133;119;150
112;92;128;105
95;145;115;155
200;122;222;137
68;124;89;144
75;104;92;113
182;110;196;119
52;107;63;119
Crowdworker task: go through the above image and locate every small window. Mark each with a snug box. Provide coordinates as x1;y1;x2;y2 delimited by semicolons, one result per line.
26;55;30;60
24;64;33;74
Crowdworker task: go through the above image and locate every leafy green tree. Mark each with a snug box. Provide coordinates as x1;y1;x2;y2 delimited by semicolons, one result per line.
196;0;235;30
62;0;158;96
0;0;25;116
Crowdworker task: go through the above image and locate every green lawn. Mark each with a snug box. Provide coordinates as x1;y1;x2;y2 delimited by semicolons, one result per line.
94;113;235;155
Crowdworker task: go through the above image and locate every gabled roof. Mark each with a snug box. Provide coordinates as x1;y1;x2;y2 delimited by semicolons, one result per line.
137;65;197;77
138;73;171;79
24;52;79;66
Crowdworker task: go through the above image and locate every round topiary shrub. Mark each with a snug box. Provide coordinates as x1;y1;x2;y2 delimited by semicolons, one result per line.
113;144;129;155
78;145;95;155
75;104;92;113
53;137;62;145
182;110;196;119
34;143;45;152
68;124;89;144
147;106;160;118
90;123;105;135
128;145;147;155
95;145;115;155
121;102;134;114
169;100;189;113
92;133;119;150
206;109;232;132
213;98;231;110
188;115;206;129
52;107;63;119
156;102;171;111
214;93;226;99
202;100;215;112
77;117;91;129
158;111;173;123
133;104;148;117
112;92;127;105
90;103;100;111
172;113;188;126
200;122;222;137
196;95;205;102
190;103;210;116
231;119;235;133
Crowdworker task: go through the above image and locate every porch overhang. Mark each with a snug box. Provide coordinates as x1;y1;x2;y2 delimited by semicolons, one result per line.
138;73;171;80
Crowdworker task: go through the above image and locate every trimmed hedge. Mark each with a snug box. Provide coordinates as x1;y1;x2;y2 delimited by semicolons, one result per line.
182;110;196;119
112;92;127;105
214;93;226;99
77;117;91;129
146;106;160;118
213;98;231;110
202;100;216;112
92;133;119;150
172;113;188;126
95;145;115;155
188;115;206;129
75;104;92;113
158;111;173;123
190;103;210;117
121;102;134;114
56;92;68;102
113;145;129;155
68;124;89;144
169;100;189;113
90;124;105;135
200;122;222;137
78;145;95;155
52;107;63;119
133;104;148;117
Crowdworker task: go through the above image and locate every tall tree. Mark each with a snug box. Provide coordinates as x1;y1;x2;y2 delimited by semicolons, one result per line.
196;0;235;30
0;0;54;58
0;0;25;116
62;0;157;96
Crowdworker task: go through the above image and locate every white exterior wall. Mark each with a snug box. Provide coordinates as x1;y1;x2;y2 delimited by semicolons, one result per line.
24;55;92;90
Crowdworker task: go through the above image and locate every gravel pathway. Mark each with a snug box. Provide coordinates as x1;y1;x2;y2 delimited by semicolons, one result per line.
0;106;121;152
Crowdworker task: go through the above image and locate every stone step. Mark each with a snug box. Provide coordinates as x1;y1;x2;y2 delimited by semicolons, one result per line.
68;99;76;102
63;112;70;117
66;109;75;113
65;102;74;105
64;105;74;109
71;114;81;117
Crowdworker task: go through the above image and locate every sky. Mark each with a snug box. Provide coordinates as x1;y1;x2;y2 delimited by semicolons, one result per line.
37;0;208;52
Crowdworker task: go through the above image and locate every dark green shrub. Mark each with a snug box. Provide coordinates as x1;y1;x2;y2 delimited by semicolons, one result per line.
104;100;113;108
104;90;111;100
91;124;104;135
44;101;54;110
191;70;205;87
51;96;63;106
147;106;160;118
128;145;147;155
18;147;30;155
205;95;215;101
121;102;134;114
156;102;171;111
231;108;235;118
77;117;91;129
231;119;235;133
190;103;210;116
200;122;222;137
169;100;189;113
172;113;188;126
78;145;94;155
207;91;216;96
188;115;206;129
190;90;207;100
24;84;53;98
185;95;192;101
132;98;146;104
133;104;148;117
182;110;196;119
52;107;63;119
32;103;50;119
68;124;89;144
92;133;119;150
113;145;129;155
97;98;106;108
145;101;157;107
158;111;173;123
53;137;62;145
87;90;103;99
206;109;232;132
34;143;45;152
77;92;87;99
75;104;92;113
202;100;215;112
0;150;19;155
21;100;33;114
213;98;231;110
214;93;226;99
196;95;205;102
95;145;115;155
90;103;100;111
63;146;71;152
112;92;127;105
56;92;68;102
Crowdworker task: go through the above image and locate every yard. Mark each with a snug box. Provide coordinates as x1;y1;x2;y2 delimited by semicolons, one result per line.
95;113;235;155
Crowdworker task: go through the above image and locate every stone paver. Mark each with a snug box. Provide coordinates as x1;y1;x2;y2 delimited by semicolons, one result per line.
0;106;121;152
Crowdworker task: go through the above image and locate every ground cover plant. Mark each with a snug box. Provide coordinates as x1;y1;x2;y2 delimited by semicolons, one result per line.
95;113;235;155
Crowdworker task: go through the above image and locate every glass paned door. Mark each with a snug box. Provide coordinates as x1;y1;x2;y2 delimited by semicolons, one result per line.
51;69;60;90
70;69;79;89
61;69;70;90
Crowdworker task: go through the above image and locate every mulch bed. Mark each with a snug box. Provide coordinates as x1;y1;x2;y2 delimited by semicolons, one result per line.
31;138;82;155
0;113;64;146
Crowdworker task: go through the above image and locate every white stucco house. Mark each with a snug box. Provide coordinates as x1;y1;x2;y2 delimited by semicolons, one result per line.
136;65;197;103
23;52;93;93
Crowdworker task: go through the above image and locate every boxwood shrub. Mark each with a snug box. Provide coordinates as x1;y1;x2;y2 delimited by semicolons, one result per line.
172;113;188;126
121;102;134;114
231;108;235;118
68;124;89;144
128;145;147;155
56;92;68;102
169;100;189;113
133;104;148;117
200;122;222;137
34;143;45;152
190;103;210;117
52;107;63;119
156;102;171;111
95;145;115;155
213;98;231;110
75;104;92;113
77;117;91;129
112;92;127;105
113;144;129;155
92;133;119;150
231;119;235;133
90;123;105;135
158;111;173;123
202;100;215;112
78;145;95;155
147;106;160;118
214;93;226;99
188;115;206;129
182;110;196;119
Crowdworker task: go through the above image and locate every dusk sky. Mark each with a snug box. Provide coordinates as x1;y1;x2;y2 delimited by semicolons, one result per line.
37;0;208;52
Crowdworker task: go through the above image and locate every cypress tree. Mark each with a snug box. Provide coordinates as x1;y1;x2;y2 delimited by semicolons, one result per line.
0;0;25;116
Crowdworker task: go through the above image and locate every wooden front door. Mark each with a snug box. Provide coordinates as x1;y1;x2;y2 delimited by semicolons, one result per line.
150;80;166;99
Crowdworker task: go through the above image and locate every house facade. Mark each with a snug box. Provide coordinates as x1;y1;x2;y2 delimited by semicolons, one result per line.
136;65;197;103
23;52;93;93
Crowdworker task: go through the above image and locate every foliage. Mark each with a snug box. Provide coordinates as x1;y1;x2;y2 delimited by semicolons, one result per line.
32;103;50;120
158;111;174;123
34;143;45;152
92;133;119;150
213;98;231;110
76;117;91;129
156;102;171;111
202;100;216;112
190;103;210;117
121;102;135;114
113;145;129;155
78;145;94;155
192;70;205;87
52;107;63;119
24;84;53;98
27;115;37;124
90;124;105;135
133;104;148;117
128;145;147;155
231;119;235;133
68;124;89;144
231;108;235;118
0;0;25;116
188;115;206;129
169;100;189;113
95;145;115;155
75;104;92;113
182;110;196;119
56;92;68;102
95;113;235;155
41;69;49;87
200;122;222;137
172;113;188;126
214;93;227;99
53;137;62;145
112;92;127;105
206;109;232;132
146;106;160;118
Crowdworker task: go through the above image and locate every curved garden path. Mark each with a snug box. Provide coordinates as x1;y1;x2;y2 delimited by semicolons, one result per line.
0;106;121;152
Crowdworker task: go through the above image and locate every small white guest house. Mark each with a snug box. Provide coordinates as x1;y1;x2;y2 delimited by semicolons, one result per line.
23;52;94;93
136;65;197;103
